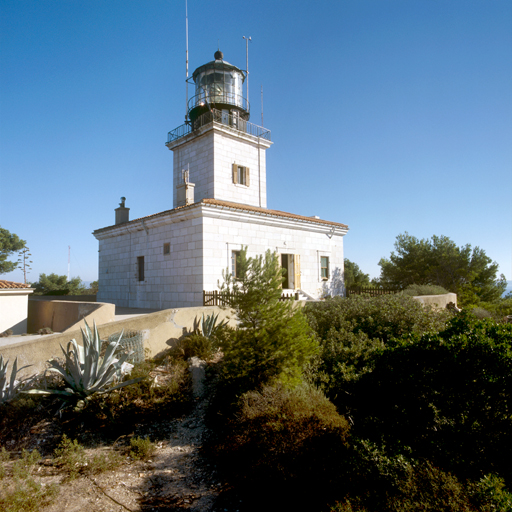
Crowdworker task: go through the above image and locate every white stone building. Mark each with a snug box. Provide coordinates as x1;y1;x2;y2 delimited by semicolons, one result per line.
93;51;348;309
0;280;34;335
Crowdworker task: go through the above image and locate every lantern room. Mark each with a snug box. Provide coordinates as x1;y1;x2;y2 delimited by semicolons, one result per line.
187;50;249;125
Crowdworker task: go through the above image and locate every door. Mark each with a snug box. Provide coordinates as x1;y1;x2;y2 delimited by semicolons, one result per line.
281;254;300;290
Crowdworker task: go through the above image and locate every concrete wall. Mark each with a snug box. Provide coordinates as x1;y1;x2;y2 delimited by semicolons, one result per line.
27;300;115;333
413;292;457;310
30;295;97;302
0;306;234;379
0;290;33;335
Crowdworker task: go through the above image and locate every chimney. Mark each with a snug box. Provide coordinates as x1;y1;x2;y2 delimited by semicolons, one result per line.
115;197;130;224
176;169;195;207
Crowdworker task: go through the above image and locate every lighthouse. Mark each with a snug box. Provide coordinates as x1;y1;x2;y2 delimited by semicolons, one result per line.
94;47;348;310
166;51;272;209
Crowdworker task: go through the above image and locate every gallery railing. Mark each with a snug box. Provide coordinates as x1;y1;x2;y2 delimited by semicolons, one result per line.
167;109;271;144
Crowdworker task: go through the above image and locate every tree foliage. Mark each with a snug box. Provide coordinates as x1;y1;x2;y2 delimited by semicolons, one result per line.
217;247;318;393
31;273;86;295
378;232;506;305
0;227;26;274
304;295;451;415
354;312;512;483
344;258;371;289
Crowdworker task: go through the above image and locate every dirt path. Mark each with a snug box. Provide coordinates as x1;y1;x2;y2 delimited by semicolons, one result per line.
35;398;227;512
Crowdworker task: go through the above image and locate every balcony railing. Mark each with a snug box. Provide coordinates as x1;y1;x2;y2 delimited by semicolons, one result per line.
167;108;271;144
188;92;249;114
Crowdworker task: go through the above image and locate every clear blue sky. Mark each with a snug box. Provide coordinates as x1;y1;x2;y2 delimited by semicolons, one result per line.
1;0;511;284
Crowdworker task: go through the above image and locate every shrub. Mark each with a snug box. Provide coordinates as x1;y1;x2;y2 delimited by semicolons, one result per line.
206;383;350;510
0;448;58;512
54;435;87;480
0;476;57;512
402;284;449;296
53;434;122;478
129;436;155;461
74;357;192;437
304;295;451;414
171;333;216;361
36;327;53;335
305;294;451;346
471;306;492;319
330;441;477;512
469;474;512;511
353;312;512;482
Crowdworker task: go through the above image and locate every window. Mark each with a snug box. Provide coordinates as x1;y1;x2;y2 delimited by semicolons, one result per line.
163;242;170;255
231;250;241;278
137;256;145;282
232;163;250;186
321;256;330;280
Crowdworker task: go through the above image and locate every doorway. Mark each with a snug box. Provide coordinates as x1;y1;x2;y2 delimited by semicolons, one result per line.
281;254;301;290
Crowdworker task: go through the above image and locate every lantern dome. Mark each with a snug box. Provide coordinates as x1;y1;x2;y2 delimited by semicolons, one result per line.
187;51;249;124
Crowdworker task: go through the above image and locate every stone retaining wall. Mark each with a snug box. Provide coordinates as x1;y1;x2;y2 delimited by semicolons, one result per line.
0;306;234;379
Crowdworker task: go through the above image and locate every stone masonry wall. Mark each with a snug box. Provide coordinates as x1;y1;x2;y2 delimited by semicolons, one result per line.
97;207;345;309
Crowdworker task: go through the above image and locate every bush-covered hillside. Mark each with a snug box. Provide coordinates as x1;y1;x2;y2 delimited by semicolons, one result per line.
205;290;512;512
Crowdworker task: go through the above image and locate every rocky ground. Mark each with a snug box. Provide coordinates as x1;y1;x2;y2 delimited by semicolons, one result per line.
2;395;244;512
1;360;246;512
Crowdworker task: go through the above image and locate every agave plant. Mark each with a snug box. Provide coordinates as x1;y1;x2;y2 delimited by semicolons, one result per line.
200;312;228;339
0;355;31;404
27;320;143;403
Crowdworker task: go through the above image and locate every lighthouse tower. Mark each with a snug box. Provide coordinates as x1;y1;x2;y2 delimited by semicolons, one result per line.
166;50;272;209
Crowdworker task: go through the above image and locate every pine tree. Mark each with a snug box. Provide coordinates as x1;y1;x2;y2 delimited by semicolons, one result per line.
218;247;318;392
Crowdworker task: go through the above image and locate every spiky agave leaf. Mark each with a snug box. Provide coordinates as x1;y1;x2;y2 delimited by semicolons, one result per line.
0;355;31;404
200;312;228;339
27;320;143;403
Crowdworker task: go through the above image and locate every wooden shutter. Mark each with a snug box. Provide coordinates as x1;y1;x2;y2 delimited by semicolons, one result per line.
245;167;250;187
294;254;301;290
232;163;237;184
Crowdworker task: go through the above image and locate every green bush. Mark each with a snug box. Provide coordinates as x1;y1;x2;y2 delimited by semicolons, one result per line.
469;474;512;511
0;448;58;512
54;435;87;480
171;333;216;360
53;434;122;478
353;312;512;482
304;295;451;414
471;306;492;319
402;284;449;296
206;383;350;510
305;295;451;346
129;436;155;461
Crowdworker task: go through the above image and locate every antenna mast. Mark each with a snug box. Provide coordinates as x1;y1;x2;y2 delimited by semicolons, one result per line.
243;36;251;107
185;0;189;123
67;246;71;281
261;84;264;127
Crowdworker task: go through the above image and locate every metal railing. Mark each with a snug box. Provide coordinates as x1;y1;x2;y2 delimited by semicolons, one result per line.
346;286;401;297
167;108;271;144
187;92;249;114
203;290;297;307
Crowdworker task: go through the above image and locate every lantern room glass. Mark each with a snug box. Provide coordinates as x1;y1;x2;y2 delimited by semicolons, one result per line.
194;69;243;109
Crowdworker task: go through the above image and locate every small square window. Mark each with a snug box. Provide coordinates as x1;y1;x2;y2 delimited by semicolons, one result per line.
321;256;330;280
163;242;170;255
232;164;250;186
